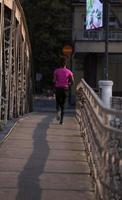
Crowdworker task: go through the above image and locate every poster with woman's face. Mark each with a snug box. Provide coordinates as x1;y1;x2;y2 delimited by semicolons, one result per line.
86;0;103;30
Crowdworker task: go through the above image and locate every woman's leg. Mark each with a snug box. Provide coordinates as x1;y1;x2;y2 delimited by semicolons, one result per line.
55;88;61;120
55;88;60;111
59;89;68;124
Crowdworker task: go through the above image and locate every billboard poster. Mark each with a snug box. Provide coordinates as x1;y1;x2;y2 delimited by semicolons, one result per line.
86;0;103;30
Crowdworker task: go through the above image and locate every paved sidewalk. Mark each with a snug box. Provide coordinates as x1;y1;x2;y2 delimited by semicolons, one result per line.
33;95;75;112
0;111;95;200
0;95;95;200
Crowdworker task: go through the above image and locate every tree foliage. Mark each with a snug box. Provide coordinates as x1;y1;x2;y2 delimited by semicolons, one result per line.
22;0;72;88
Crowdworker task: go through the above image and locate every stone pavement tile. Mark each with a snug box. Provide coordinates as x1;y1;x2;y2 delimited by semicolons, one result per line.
0;158;29;172
7;133;83;143
40;190;95;200
38;173;93;191
0;189;95;200
0;189;18;200
0;158;90;174
0;172;93;190
0;147;87;161
46;135;82;143
47;142;85;151
0;112;96;200
43;160;90;174
1;140;85;151
46;149;87;161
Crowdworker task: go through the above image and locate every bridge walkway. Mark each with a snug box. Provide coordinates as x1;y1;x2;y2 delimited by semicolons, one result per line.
0;96;95;200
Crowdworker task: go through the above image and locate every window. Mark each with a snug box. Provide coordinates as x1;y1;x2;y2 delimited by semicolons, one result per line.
109;16;118;28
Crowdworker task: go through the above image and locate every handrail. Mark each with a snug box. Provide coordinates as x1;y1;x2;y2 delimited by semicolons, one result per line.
76;79;122;200
77;79;122;121
74;29;122;41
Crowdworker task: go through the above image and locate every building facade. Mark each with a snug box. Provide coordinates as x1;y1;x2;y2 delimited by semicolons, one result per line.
72;0;122;95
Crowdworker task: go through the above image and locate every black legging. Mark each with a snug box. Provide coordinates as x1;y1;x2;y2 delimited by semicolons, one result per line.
55;87;68;122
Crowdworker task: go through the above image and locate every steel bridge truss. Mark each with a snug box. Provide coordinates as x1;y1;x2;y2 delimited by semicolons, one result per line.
0;0;32;126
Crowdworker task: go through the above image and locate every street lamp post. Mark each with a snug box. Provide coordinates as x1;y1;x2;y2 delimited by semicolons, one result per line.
98;0;113;108
104;0;109;80
62;45;73;105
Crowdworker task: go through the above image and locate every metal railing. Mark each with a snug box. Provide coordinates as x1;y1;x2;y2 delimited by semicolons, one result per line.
72;0;121;4
0;0;32;127
74;30;122;41
111;97;122;110
0;96;7;128
76;79;122;200
110;97;122;128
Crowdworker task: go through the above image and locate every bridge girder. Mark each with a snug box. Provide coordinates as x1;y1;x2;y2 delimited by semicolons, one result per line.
0;0;32;125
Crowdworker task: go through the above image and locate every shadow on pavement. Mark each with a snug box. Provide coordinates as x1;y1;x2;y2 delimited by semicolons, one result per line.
16;114;54;200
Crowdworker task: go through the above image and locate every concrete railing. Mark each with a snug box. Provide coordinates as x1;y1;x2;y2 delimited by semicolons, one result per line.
76;79;122;200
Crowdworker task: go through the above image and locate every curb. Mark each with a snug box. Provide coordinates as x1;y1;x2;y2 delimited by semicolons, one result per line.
0;113;33;145
0;121;18;145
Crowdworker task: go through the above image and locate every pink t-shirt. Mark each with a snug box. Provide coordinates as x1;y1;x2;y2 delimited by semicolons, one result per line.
54;67;73;88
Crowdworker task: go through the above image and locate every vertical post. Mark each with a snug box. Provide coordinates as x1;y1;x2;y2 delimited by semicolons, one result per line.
98;80;113;108
10;4;16;119
14;24;20;118
0;0;4;120
104;0;109;80
5;0;14;121
99;1;113;109
21;40;25;115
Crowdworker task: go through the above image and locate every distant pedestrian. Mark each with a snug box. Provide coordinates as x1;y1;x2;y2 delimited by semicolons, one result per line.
53;57;74;124
36;72;43;94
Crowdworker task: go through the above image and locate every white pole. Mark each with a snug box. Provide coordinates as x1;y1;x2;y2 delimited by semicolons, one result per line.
98;80;113;108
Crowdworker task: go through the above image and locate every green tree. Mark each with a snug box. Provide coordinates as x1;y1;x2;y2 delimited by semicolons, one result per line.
22;0;72;89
